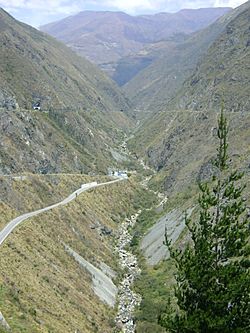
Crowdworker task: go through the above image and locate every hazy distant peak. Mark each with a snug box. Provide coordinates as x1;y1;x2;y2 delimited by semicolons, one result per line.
40;7;232;70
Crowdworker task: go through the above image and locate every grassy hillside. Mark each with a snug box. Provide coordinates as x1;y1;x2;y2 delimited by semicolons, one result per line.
124;2;249;115
0;8;136;175
0;8;130;113
0;174;152;332
172;2;250;112
128;110;250;196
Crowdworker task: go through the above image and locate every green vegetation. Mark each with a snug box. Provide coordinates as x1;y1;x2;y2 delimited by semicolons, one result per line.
130;186;194;331
135;259;175;333
0;174;147;332
160;108;250;332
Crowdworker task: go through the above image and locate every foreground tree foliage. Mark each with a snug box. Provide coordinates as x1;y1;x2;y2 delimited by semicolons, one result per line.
160;108;250;332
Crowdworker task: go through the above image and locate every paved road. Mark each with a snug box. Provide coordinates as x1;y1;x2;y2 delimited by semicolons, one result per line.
0;178;124;246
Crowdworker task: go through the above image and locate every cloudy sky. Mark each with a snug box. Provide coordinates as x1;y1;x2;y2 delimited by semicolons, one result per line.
0;0;248;27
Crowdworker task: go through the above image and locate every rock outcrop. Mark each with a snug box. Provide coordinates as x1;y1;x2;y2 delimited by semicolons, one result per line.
65;245;118;307
140;208;194;265
0;89;18;110
0;311;10;331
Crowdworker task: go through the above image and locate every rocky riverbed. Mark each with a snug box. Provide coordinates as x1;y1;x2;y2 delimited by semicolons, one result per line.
115;211;142;333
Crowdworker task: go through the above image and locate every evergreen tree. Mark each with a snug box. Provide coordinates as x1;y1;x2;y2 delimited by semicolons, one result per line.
160;107;250;332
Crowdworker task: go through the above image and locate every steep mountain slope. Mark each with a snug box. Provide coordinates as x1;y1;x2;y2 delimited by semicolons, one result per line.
0;108;130;175
0;173;149;332
0;8;130;113
123;27;224;112
172;3;250;112
128;110;250;196
124;2;248;114
126;5;250;324
0;8;134;175
111;36;185;86
127;3;250;195
130;109;250;333
40;8;231;81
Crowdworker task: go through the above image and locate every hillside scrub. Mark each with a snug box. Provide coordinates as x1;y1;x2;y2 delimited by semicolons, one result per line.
161;107;250;332
0;174;150;332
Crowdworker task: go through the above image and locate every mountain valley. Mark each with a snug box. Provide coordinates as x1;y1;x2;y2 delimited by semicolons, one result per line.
0;2;250;333
124;1;250;114
40;8;231;84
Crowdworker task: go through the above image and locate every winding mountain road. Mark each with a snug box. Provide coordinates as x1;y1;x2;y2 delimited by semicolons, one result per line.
0;178;124;246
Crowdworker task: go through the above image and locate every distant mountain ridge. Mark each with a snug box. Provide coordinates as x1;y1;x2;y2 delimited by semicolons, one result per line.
126;2;250;198
40;8;231;82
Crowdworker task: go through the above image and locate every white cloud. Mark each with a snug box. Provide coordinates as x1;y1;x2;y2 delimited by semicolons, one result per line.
213;0;247;7
0;0;248;27
0;0;81;14
0;0;247;14
94;0;247;12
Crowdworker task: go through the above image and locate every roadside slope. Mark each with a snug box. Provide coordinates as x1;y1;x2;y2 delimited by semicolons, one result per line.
0;174;147;332
0;179;124;246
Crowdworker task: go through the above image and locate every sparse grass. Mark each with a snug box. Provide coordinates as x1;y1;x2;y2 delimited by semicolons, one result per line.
0;174;145;332
128;110;250;198
0;8;131;114
132;163;249;332
134;254;176;333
